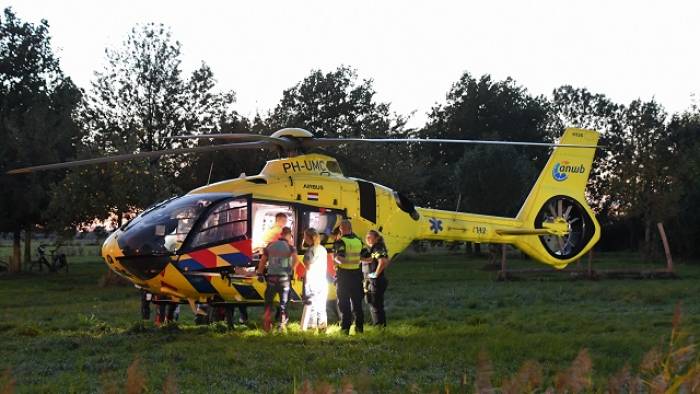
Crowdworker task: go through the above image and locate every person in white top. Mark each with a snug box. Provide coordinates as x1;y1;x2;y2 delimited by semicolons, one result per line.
301;228;329;332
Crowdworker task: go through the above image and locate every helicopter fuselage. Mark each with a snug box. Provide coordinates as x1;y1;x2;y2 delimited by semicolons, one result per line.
101;128;601;305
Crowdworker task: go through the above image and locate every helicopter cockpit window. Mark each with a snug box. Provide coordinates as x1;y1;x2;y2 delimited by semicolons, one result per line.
117;193;230;257
189;198;249;250
298;209;343;251
162;205;201;252
326;160;342;174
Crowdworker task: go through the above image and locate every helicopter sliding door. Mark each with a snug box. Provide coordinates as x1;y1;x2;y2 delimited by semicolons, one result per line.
188;198;250;250
176;196;253;295
178;196;252;270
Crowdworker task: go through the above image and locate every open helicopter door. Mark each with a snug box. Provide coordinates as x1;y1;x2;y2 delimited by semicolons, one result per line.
175;195;254;300
297;206;345;305
250;200;306;302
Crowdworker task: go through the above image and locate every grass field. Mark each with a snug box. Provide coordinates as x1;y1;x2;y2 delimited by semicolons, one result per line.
0;251;699;393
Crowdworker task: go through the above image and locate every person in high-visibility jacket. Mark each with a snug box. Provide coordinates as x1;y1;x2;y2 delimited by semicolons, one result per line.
333;219;364;334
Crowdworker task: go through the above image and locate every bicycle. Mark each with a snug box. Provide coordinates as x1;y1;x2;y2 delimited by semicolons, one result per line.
30;244;68;273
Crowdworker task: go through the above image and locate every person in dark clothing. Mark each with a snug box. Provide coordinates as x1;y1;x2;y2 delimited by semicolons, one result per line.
333;219;364;335
236;305;249;324
154;298;179;325
141;291;152;320
362;230;390;327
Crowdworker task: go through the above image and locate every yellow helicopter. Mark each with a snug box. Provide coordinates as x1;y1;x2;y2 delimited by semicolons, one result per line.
8;127;601;310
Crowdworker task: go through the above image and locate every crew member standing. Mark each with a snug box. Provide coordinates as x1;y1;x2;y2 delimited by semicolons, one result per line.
249;212;289;325
301;228;328;332
333;219;364;335
362;230;389;327
257;226;297;332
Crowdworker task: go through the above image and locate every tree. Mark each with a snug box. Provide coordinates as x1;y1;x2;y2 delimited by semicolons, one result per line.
663;111;700;257
46;161;178;232
452;145;537;216
267;66;405;138
608;100;679;258
0;8;82;271
265;66;414;191
419;73;551;212
83;23;236;156
48;23;239;231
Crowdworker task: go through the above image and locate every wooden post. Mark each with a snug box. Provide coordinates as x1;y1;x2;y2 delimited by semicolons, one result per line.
657;222;674;273
500;244;507;279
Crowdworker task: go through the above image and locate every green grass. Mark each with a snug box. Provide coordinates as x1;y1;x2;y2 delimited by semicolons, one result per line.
0;252;698;392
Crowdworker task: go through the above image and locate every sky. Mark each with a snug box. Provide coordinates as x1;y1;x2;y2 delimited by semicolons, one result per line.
3;0;700;128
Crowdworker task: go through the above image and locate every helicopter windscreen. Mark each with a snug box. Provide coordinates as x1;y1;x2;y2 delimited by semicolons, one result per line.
118;193;231;256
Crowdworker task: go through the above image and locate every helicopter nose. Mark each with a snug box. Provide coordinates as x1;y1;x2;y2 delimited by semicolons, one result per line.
101;229;171;281
101;231;138;280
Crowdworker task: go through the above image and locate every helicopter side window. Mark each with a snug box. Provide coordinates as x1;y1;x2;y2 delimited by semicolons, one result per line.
189;199;249;249
298;209;344;251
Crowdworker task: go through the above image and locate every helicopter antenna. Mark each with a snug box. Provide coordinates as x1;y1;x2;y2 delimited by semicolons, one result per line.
207;160;214;185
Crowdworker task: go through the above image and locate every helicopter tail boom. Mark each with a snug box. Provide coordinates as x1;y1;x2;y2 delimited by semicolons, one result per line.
415;128;600;268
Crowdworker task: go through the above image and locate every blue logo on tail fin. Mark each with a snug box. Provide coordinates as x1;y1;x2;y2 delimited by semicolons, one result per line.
552;161;585;182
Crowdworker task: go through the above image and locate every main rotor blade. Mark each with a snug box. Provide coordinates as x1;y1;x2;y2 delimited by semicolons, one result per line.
164;133;297;150
7;141;275;174
164;133;266;140
303;138;600;149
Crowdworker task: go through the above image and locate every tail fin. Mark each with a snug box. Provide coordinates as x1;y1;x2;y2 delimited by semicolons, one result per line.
513;128;601;268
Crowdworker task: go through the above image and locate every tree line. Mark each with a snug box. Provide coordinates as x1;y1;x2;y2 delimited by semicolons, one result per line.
1;8;698;271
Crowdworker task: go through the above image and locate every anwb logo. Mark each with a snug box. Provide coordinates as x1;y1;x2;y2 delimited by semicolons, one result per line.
552;161;585;182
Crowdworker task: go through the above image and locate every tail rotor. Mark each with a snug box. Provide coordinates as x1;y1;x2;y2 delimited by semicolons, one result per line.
535;195;595;259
